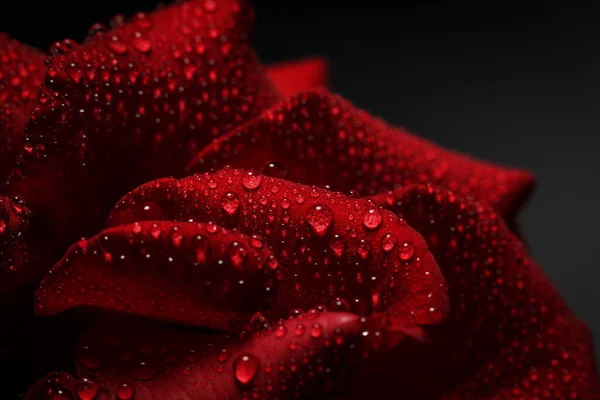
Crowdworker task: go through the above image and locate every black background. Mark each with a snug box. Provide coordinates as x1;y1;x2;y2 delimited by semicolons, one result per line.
2;0;599;366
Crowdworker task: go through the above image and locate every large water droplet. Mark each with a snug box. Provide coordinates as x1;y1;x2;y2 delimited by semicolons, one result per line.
306;204;333;237
260;161;286;178
131;33;151;54
242;171;262;191
221;192;240;215
233;353;260;385
116;381;135;400
398;241;415;261
75;376;99;400
363;209;383;230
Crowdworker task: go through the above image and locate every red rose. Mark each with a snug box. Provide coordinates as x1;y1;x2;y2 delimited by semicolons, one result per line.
0;1;597;399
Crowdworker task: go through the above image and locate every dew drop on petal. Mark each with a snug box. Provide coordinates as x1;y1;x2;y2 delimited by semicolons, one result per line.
306;204;333;237
381;234;397;252
398;241;415;261
116;381;135;400
260;161;286;178
233;353;260;385
242;171;262;190
362;208;383;230
228;241;248;270
75;376;99;400
221;192;240;215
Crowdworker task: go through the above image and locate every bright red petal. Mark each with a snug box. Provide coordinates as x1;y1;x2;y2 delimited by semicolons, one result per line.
267;56;328;97
357;185;600;399
26;311;381;399
36;221;278;331
0;33;46;113
189;89;534;220
6;0;282;249
107;168;449;328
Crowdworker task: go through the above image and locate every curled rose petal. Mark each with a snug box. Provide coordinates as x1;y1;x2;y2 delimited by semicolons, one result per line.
188;89;534;220
266;56;329;96
356;185;600;399
6;0;282;247
0;33;46;113
108;168;449;328
36;221;278;331
70;311;374;399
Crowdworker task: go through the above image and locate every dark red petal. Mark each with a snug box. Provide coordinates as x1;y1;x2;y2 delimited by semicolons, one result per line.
25;310;383;399
0;33;46;113
108;168;449;328
267;56;328;97
23;371;76;400
35;221;278;331
6;0;282;248
0;195;48;294
0;102;24;182
359;185;600;399
188;89;535;220
71;312;374;399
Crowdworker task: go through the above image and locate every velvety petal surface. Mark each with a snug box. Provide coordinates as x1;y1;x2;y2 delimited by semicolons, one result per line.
0;33;46;113
25;311;383;399
189;89;534;220
107;168;449;328
356;185;600;399
266;56;328;97
36;221;279;331
6;0;282;248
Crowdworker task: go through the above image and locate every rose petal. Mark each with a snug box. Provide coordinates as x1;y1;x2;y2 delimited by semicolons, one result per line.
0;33;46;113
267;56;329;97
0;195;46;295
23;371;76;400
358;185;600;399
0;102;25;182
6;0;282;248
25;311;380;399
108;168;449;327
188;89;534;220
36;221;278;331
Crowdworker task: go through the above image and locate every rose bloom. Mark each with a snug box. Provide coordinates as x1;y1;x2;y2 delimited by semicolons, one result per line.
1;1;598;399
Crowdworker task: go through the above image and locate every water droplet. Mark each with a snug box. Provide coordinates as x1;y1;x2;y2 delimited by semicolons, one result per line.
275;324;288;338
363;208;383;230
228;241;247;270
306;204;333;237
116;381;135;400
233;353;260;385
170;227;183;247
75;376;99;400
381;234;397;252
294;324;306;337
221;192;240;215
131;360;159;381
250;311;270;331
131;34;152;54
218;348;230;363
398;241;415;261
242;171;262;190
78;345;103;369
329;297;350;311
260;161;286;178
295;194;305;204
348;189;360;198
329;234;345;257
108;36;128;55
310;323;323;338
